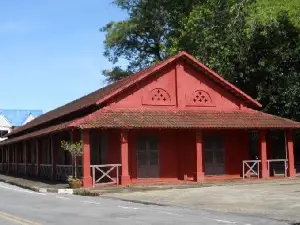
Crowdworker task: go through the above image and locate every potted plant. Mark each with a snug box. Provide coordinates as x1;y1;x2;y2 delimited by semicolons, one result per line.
61;140;83;188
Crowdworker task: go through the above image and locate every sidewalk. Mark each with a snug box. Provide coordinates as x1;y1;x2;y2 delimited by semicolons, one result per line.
0;174;206;195
86;176;300;195
0;173;69;193
1;172;300;222
102;178;300;222
1;172;299;196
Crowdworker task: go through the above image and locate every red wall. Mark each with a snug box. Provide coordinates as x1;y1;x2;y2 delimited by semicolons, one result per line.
126;129;181;180
107;130;121;165
100;59;252;181
224;130;249;175
176;62;243;110
106;59;247;111
104;129;249;181
108;63;177;109
177;130;196;179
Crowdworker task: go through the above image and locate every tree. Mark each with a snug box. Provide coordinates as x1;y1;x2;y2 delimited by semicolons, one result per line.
102;66;131;83
233;12;300;120
169;0;254;81
101;0;201;82
101;0;300;124
248;0;300;27
61;140;83;179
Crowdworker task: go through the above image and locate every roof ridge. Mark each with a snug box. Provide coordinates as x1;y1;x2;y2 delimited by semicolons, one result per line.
8;51;261;136
7;53;181;136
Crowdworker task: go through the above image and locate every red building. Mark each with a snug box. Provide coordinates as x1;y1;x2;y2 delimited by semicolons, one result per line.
0;52;299;188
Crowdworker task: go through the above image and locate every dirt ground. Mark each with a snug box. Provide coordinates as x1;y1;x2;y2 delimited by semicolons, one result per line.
104;179;300;223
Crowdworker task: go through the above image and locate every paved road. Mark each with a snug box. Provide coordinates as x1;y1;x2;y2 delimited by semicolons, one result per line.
0;182;289;225
105;179;300;222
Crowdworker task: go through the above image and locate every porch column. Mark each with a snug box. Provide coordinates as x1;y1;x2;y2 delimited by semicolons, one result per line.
11;145;14;173
120;131;130;185
1;147;4;172
24;142;28;176
194;131;204;182
7;146;9;174
286;130;296;178
70;130;74;177
12;145;14;173
50;136;57;180
259;130;269;179
15;144;19;174
82;129;92;187
36;139;41;177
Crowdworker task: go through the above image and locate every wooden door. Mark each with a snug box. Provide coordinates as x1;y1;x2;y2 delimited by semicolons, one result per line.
204;135;225;175
137;136;159;178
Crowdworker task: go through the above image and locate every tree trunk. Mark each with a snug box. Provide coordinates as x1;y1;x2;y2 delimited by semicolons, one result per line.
74;157;77;178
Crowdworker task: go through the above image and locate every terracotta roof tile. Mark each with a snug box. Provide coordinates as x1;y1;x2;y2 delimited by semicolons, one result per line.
2;108;299;147
0;121;73;146
7;54;178;137
73;108;300;129
8;52;261;137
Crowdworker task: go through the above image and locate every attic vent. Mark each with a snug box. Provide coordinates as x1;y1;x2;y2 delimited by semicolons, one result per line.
142;88;174;106
186;90;214;107
150;88;171;102
193;90;210;104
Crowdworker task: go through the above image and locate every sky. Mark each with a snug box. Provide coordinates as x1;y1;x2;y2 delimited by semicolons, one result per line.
0;1;127;112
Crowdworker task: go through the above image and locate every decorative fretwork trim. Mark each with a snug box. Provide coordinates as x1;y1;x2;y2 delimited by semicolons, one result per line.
186;90;215;107
142;88;174;106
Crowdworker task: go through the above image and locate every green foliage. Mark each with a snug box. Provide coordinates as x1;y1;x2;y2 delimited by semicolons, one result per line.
73;189;100;196
61;140;83;159
101;0;201;82
102;66;131;83
67;176;82;188
234;12;300;120
249;0;300;27
169;0;254;81
61;140;83;179
101;0;300;123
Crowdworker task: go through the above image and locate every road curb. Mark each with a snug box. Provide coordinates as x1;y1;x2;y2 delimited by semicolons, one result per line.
0;177;74;194
100;195;171;207
57;189;73;194
0;178;40;192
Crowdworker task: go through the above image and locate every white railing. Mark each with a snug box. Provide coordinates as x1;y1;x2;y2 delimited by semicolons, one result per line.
40;164;52;180
267;159;288;177
243;160;261;179
17;163;26;176
91;164;121;187
56;165;73;181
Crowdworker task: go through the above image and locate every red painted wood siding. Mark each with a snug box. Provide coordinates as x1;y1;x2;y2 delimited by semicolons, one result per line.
105;129;249;181
106;60;246;110
99;59;252;181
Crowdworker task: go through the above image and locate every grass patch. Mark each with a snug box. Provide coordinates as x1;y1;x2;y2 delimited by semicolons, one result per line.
73;189;100;196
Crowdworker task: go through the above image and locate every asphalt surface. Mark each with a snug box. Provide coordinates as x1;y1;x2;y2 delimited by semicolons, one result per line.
104;179;300;222
0;182;290;225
